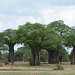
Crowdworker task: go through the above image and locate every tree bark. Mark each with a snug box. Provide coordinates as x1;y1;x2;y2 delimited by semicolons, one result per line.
71;46;75;64
30;46;41;66
35;48;40;66
8;44;14;62
48;50;59;64
30;49;35;66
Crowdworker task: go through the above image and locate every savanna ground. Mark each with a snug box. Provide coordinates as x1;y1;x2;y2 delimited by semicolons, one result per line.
0;62;75;75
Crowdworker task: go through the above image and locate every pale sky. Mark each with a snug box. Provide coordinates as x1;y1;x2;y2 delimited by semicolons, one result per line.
0;0;75;32
0;0;75;53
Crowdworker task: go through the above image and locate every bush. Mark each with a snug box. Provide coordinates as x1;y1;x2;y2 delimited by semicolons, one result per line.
14;50;24;61
24;50;31;62
4;59;9;65
0;63;2;67
0;60;4;67
1;53;9;60
53;64;64;70
40;50;48;62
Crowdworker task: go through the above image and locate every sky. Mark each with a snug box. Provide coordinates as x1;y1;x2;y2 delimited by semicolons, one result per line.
0;0;75;32
0;0;75;53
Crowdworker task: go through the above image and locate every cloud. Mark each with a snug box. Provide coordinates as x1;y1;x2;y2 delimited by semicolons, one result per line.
0;22;6;32
40;9;57;24
58;6;75;26
0;5;75;32
40;5;75;27
0;15;42;32
0;0;75;16
0;1;75;32
15;16;41;26
0;0;75;52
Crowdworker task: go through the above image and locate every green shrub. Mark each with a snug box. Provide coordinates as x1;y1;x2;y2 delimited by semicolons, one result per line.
53;64;64;70
4;59;9;65
0;63;2;67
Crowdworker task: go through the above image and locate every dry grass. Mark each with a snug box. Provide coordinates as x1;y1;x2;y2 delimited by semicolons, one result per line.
0;62;75;75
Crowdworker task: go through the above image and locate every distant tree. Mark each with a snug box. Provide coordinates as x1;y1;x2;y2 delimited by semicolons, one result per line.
17;45;30;51
40;49;48;62
15;46;31;62
15;50;24;61
0;43;9;62
59;47;70;62
2;52;8;61
45;44;61;64
24;50;31;62
47;20;71;64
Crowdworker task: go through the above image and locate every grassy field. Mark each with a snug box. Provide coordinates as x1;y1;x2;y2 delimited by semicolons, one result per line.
0;62;75;75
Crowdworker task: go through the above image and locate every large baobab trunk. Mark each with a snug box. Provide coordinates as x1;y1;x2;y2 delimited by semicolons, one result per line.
8;44;14;62
30;46;41;66
71;46;75;64
30;49;35;66
35;48;40;66
48;50;59;64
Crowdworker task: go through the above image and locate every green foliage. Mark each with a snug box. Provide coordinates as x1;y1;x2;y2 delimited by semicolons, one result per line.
24;50;31;62
64;27;75;47
15;46;31;62
53;64;64;70
2;29;18;44
48;20;71;47
15;47;49;62
0;21;74;65
0;44;9;52
4;59;9;65
1;53;8;60
48;20;71;36
59;47;70;62
0;32;4;43
0;63;3;67
0;29;19;62
15;50;24;61
17;22;59;49
47;20;71;63
40;50;48;62
64;33;75;47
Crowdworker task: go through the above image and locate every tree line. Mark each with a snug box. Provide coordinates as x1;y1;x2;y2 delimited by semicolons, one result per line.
0;20;75;66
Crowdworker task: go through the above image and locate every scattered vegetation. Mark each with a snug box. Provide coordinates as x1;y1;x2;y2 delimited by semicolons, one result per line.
53;64;64;70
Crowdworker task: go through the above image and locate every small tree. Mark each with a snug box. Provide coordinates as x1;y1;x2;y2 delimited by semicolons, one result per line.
15;50;24;61
40;49;48;62
59;47;70;62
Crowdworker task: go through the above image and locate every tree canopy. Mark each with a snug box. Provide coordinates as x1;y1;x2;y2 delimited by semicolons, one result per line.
17;22;60;65
0;20;74;65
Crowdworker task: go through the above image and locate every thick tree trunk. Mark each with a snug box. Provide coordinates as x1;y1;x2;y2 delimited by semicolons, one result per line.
35;49;40;66
30;49;35;66
48;50;59;64
8;45;14;62
71;46;75;64
59;56;63;63
48;50;51;63
30;46;41;66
